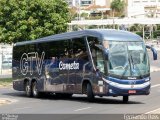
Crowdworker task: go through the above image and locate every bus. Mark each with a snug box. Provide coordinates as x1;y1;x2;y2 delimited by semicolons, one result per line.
12;29;157;102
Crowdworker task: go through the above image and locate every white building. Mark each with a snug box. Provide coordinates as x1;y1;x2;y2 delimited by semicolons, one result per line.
65;0;110;7
65;0;92;7
0;44;12;75
126;0;160;18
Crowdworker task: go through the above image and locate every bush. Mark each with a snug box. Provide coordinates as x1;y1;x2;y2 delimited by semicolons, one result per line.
136;31;143;37
153;31;160;39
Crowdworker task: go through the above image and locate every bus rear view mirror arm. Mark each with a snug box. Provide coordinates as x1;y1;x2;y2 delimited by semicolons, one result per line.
146;45;157;60
104;49;109;60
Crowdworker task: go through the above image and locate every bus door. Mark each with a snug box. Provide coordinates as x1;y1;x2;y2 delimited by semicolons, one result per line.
70;38;91;93
87;37;108;95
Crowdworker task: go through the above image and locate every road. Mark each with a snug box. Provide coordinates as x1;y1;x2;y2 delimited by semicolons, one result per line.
0;71;160;114
0;51;160;117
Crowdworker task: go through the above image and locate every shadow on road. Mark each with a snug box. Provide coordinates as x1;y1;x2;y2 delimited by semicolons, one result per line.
3;92;144;105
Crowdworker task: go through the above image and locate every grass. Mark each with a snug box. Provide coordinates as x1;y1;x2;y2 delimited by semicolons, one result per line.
0;78;12;87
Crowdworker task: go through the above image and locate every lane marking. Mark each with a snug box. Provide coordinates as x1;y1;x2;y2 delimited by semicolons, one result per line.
14;107;32;111
74;107;91;112
151;84;160;88
23;101;40;104
145;108;160;114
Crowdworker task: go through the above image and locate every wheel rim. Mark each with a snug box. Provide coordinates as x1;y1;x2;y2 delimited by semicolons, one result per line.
25;83;30;96
33;83;37;96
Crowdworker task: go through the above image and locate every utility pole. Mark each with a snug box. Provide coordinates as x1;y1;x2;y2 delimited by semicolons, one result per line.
78;0;81;20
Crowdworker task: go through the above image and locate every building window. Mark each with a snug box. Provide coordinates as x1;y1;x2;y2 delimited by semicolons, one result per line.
81;0;92;6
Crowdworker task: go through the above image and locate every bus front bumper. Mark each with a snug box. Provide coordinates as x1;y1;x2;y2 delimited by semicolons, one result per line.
102;77;151;96
107;84;150;96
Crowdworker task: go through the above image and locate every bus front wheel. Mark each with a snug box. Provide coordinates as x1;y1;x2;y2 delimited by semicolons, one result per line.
123;96;129;103
87;83;94;102
25;81;32;97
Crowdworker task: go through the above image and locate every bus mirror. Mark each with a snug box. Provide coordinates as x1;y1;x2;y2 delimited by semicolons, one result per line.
146;45;157;60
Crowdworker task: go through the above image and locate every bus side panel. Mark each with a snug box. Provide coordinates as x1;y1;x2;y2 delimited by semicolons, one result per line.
36;76;45;92
86;36;109;95
12;44;46;92
12;45;26;91
13;79;25;91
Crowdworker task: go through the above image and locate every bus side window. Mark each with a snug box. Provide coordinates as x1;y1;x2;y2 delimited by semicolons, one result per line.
72;37;89;61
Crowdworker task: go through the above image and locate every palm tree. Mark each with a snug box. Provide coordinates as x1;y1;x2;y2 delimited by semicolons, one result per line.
111;0;125;18
111;0;125;28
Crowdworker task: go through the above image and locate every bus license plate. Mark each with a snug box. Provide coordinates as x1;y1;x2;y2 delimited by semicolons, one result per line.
128;90;136;94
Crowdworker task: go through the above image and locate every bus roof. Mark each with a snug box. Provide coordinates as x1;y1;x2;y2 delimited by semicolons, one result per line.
15;29;143;46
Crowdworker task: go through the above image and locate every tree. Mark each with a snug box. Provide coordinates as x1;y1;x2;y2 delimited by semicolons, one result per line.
69;7;79;20
111;0;125;18
0;0;70;43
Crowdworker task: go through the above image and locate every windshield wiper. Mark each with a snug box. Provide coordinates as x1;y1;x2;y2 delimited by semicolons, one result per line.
130;56;135;69
119;54;143;79
130;55;143;79
119;56;131;79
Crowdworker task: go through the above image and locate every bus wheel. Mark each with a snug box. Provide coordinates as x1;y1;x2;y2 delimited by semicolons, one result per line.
123;96;129;103
25;81;32;97
32;81;39;98
87;83;94;102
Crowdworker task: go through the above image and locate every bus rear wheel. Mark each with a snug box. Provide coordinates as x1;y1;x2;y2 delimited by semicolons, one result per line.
25;81;32;97
32;81;40;98
123;96;129;103
87;83;94;102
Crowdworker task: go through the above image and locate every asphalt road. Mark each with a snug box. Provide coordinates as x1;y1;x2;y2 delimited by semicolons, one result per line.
0;51;160;115
0;70;159;114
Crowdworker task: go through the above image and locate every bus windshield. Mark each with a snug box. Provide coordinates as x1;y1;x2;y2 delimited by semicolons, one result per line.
105;41;149;78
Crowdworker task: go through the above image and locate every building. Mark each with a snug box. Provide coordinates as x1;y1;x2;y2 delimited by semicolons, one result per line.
66;0;111;19
65;0;111;8
0;44;12;75
81;0;93;6
125;0;160;18
66;0;160;18
65;0;93;7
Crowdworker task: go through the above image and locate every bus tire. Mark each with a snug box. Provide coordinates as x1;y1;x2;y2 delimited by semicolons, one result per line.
25;81;32;97
87;83;94;102
32;81;40;98
123;96;129;103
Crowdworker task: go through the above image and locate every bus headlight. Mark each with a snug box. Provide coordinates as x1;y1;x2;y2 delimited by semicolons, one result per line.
145;77;150;82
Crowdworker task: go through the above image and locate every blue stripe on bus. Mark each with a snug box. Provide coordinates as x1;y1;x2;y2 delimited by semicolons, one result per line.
107;84;150;96
106;76;150;85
